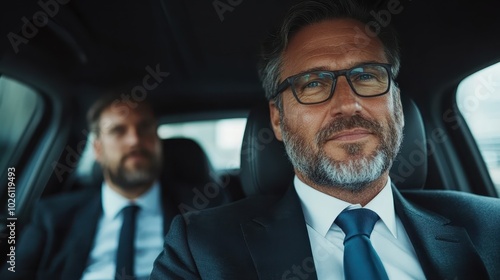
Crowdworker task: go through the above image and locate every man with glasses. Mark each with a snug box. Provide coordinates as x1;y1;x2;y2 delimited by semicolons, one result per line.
151;0;500;279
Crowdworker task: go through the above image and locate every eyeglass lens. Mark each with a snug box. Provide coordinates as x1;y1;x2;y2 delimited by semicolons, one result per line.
292;64;389;104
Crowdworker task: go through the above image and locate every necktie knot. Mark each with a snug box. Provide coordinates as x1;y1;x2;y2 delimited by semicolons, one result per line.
335;208;388;280
335;208;379;242
122;204;140;218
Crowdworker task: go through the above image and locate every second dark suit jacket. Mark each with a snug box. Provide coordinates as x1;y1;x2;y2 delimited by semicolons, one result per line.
151;185;500;280
2;184;178;280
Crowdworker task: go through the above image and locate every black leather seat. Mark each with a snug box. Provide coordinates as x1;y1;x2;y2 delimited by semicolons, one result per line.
161;137;231;208
160;138;230;209
239;95;427;196
161;137;218;186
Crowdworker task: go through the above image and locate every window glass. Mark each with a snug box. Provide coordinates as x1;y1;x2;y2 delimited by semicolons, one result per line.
456;62;500;193
0;76;42;171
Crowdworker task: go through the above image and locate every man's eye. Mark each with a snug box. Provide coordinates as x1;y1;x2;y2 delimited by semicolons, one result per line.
355;73;376;81
305;81;322;88
110;127;125;135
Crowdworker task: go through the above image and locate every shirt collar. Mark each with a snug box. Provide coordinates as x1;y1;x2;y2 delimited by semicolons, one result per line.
101;181;162;219
294;176;397;238
363;177;397;238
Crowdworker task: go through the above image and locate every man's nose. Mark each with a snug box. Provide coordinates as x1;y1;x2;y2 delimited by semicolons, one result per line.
124;128;141;146
327;76;362;117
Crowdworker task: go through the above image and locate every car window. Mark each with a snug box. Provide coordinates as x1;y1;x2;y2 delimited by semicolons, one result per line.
0;75;43;174
0;75;44;216
456;62;500;193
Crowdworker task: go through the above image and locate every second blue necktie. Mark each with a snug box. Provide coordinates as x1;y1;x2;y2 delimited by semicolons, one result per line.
115;205;140;280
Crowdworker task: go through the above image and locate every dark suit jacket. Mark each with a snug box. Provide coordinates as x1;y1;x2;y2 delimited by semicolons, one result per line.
1;185;178;280
150;185;500;280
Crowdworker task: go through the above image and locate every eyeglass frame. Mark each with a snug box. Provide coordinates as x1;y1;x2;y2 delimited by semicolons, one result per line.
272;63;394;105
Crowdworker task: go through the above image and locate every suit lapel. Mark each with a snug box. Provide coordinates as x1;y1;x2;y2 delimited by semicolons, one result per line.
241;187;317;280
394;187;489;279
59;192;102;279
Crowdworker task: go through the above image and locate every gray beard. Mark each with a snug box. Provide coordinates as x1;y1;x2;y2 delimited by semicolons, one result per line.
280;114;402;192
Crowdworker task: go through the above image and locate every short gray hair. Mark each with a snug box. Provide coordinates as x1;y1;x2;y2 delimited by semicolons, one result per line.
258;0;401;108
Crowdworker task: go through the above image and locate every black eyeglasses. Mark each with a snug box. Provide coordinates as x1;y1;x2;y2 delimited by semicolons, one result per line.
273;63;393;105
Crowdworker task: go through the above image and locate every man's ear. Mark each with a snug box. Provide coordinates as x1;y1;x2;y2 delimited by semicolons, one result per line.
93;137;103;163
393;87;405;127
269;102;283;141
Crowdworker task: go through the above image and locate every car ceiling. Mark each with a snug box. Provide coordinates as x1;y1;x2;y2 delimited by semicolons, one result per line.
1;0;500;117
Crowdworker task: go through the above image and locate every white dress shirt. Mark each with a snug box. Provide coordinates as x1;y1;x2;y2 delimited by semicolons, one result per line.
294;176;426;280
81;181;164;280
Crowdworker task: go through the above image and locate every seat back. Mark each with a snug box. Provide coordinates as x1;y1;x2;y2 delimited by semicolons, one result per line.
240;95;427;196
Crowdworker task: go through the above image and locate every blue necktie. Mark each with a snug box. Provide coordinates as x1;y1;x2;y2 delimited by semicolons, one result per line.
335;208;389;280
115;205;139;280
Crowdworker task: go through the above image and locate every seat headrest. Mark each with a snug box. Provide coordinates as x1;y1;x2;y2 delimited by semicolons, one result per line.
240;95;427;196
161;138;215;185
161;137;230;207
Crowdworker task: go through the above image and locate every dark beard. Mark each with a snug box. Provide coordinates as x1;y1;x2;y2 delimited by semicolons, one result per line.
103;149;161;190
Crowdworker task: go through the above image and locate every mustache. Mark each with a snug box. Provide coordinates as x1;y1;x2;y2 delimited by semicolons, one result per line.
316;114;383;145
121;149;154;162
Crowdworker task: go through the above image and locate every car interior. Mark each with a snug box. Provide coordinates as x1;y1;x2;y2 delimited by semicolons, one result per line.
1;0;499;271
